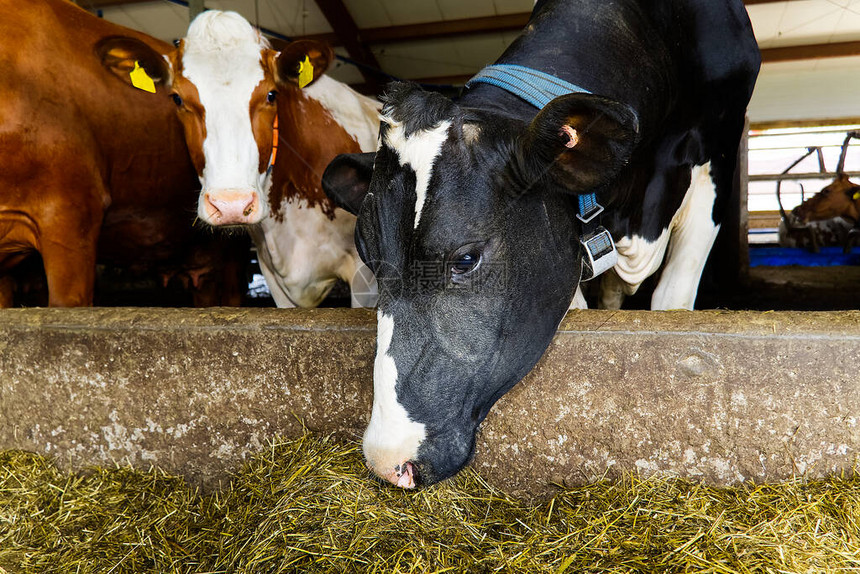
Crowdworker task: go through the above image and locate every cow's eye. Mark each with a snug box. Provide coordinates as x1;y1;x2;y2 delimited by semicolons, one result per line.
449;247;482;276
267;90;278;104
451;253;479;274
171;93;183;107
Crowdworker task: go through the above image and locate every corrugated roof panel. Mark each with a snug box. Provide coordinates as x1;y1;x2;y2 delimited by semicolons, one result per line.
100;2;190;43
377;0;443;26
327;47;366;85
204;0;333;36
372;39;464;80
747;2;789;46
243;0;333;37
491;0;534;15
748;0;860;48
90;0;860;124
342;0;392;29
99;0;334;41
343;0;529;26
449;34;513;70
502;29;522;45
435;0;497;21
749;56;860;123
831;4;860;41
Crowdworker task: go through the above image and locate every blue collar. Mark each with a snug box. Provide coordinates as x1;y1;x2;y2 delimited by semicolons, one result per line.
465;64;591;109
465;64;600;222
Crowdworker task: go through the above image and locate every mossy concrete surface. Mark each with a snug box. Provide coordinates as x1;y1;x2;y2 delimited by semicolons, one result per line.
0;308;858;496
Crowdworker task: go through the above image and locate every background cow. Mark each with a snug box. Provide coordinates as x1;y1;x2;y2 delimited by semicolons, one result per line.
117;10;379;308
323;0;760;487
792;174;860;227
778;134;860;253
782;175;860;253
0;0;247;307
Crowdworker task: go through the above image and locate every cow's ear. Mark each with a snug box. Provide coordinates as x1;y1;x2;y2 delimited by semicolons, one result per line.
322;153;376;215
96;36;172;92
517;93;639;196
273;40;333;89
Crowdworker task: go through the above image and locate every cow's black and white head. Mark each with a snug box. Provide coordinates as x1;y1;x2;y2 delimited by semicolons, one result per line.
323;82;638;487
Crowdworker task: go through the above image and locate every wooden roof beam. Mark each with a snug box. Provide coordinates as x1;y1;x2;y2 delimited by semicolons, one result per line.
762;41;860;62
354;12;530;44
313;0;383;92
83;0;158;7
300;0;806;47
85;0;840;68
88;0;797;7
86;0;805;45
402;39;860;88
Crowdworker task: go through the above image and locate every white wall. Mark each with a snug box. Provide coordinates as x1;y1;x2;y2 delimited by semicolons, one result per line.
749;56;860;125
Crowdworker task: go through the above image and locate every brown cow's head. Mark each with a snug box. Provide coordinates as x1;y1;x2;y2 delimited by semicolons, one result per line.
98;11;332;226
792;173;860;224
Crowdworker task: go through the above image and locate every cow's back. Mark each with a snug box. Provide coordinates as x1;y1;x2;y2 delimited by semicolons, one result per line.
1;0;184;166
0;1;242;306
0;0;200;262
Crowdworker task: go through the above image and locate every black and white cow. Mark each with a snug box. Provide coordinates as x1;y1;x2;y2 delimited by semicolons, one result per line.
322;0;760;487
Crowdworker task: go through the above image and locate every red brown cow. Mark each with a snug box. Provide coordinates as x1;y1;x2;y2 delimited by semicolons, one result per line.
0;0;245;307
113;10;380;308
783;174;860;252
792;174;860;225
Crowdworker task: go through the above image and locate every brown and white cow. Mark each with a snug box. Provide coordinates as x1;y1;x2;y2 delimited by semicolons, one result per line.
792;174;860;225
0;0;246;307
121;10;379;307
781;174;860;252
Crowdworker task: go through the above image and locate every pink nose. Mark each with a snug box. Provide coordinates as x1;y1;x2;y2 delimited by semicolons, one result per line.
203;190;260;225
375;461;417;489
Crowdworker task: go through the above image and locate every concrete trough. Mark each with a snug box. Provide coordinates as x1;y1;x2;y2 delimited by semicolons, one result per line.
1;307;859;498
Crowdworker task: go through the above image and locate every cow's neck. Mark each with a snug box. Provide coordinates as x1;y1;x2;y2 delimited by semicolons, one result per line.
267;84;363;221
459;0;673;135
250;201;358;307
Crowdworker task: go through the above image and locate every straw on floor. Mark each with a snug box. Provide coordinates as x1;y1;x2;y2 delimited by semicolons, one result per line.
1;432;859;573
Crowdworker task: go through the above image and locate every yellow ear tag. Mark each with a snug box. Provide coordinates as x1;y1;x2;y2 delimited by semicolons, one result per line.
853;191;860;201
130;61;156;93
297;55;314;89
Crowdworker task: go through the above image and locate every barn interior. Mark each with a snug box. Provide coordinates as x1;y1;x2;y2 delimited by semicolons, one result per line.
3;6;860;569
36;0;852;311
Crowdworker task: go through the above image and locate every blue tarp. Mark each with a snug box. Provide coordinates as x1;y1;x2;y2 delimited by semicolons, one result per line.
750;246;860;267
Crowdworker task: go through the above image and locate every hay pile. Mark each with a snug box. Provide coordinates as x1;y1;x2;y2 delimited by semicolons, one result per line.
1;434;860;573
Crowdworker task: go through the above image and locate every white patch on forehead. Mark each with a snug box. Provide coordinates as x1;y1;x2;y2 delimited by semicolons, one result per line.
383;116;452;229
181;11;268;192
363;311;426;477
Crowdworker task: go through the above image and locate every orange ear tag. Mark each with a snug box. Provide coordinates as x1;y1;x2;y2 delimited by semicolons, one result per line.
130;61;156;93
298;55;314;89
854;191;860;201
270;115;279;168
